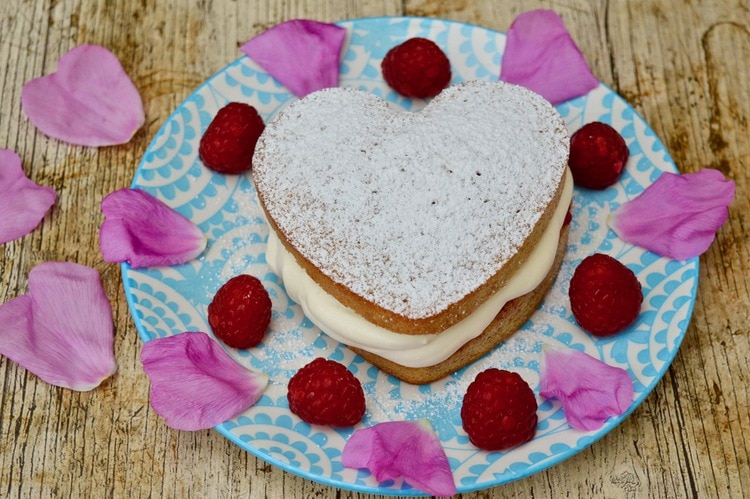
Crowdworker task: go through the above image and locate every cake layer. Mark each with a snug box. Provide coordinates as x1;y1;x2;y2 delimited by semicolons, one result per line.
265;170;572;374
352;224;569;384
253;80;569;335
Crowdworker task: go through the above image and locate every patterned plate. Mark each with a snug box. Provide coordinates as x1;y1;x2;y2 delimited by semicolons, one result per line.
124;17;698;495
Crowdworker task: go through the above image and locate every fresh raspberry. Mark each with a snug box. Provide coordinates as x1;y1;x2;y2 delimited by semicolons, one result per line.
569;253;643;336
199;102;265;174
460;369;538;451
568;122;629;189
381;37;451;98
563;203;573;226
287;358;366;427
207;274;271;348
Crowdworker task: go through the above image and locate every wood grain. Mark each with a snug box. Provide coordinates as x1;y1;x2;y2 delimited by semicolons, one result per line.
1;0;748;497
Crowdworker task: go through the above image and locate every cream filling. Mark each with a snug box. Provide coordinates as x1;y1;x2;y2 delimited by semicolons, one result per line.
266;170;573;368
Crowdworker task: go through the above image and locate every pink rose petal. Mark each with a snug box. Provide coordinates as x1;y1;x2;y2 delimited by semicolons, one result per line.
500;9;599;105
140;331;268;431
609;169;735;260
540;348;633;431
240;19;347;97
100;188;207;268
342;420;457;497
0;262;117;391
21;44;145;147
0;148;56;244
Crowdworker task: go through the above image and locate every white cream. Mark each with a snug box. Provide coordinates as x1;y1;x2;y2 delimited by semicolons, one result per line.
267;171;573;368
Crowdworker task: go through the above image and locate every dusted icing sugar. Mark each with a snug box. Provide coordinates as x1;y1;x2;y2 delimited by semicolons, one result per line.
253;80;568;319
265;170;572;368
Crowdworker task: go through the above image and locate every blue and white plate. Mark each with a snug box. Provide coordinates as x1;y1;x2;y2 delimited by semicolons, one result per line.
124;17;698;495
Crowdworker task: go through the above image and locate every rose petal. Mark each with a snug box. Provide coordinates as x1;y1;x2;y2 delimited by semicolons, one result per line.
609;169;735;260
500;10;599;105
342;420;457;497
240;19;347;97
540;348;633;431
0;262;117;391
0;148;56;244
140;331;268;431
21;44;145;147
100;188;207;268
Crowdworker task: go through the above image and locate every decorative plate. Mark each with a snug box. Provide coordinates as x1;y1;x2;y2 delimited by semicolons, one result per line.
124;17;698;495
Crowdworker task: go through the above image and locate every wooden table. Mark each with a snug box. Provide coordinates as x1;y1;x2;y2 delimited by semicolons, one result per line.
1;1;748;497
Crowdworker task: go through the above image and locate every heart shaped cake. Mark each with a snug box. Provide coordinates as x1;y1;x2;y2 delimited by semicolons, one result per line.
253;80;572;383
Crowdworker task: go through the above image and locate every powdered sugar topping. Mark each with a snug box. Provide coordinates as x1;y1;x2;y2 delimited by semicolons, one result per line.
253;80;568;318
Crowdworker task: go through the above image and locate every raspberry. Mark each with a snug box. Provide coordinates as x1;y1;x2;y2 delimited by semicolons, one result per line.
569;253;643;336
207;274;271;348
460;369;538;451
568;122;629;189
287;358;366;427
563;203;573;227
381;37;451;98
199;102;265;174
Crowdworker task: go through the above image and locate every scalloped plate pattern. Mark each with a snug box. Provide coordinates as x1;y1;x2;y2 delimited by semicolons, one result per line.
123;17;698;496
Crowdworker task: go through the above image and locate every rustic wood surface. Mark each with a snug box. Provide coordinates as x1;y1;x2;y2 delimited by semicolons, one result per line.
1;0;748;497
